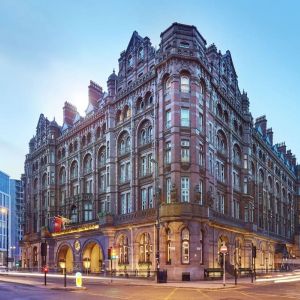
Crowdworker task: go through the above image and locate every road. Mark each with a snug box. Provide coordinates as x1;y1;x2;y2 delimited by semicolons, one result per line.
0;273;300;299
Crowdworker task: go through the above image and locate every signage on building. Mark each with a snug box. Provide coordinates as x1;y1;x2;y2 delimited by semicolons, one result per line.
52;224;99;237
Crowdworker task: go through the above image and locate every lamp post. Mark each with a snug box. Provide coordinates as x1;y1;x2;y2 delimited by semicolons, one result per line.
151;158;160;283
0;207;8;271
220;242;228;287
59;259;67;287
83;257;91;276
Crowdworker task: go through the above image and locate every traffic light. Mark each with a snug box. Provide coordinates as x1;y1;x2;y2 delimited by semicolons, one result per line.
111;248;116;259
252;245;256;258
43;266;49;273
108;247;112;260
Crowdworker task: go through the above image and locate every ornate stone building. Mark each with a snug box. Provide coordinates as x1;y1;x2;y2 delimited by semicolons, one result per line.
21;23;300;280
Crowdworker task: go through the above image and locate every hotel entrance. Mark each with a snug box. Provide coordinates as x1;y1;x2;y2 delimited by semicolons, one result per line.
82;241;103;273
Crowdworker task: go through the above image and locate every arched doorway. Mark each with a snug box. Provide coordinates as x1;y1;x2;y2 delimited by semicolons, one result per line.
82;241;103;273
57;244;74;273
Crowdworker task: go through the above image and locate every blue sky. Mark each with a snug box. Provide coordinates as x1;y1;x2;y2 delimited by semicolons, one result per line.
0;0;299;179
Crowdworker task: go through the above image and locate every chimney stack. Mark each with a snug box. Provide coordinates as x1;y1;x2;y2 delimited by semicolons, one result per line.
266;128;273;145
88;80;103;107
63;102;77;125
255;115;267;136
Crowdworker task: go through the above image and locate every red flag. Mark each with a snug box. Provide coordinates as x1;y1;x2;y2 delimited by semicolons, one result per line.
54;216;63;232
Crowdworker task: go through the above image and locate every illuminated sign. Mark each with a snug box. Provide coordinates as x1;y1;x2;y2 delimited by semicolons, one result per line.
52;224;99;237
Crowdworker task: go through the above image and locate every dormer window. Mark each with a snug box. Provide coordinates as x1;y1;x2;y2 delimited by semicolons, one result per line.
138;47;144;60
128;55;133;68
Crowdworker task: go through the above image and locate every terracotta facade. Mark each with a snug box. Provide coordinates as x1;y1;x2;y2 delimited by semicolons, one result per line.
21;23;300;280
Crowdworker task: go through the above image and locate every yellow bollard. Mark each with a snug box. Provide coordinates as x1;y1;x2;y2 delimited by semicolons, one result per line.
75;272;82;288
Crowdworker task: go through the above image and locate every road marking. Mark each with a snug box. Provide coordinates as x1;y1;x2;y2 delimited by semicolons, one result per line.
237;291;259;299
73;290;130;300
164;287;178;300
196;289;213;299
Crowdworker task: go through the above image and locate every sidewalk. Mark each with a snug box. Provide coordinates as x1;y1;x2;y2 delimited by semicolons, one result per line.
0;271;255;290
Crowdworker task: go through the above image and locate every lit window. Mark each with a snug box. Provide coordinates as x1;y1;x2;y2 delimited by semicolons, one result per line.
181;228;190;264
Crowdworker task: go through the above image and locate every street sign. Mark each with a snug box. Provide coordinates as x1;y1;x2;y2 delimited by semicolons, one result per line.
7;257;14;262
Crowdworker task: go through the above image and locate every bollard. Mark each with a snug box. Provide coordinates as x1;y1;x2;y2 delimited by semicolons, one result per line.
75;272;82;288
234;268;237;285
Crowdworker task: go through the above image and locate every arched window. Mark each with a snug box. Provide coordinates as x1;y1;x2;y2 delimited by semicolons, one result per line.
140;129;146;145
118;132;130;155
166;229;171;264
126;136;131;150
83;154;92;174
74;140;78;151
81;136;86;147
216;103;223;118
33;178;38;190
165;77;171;95
83;202;93;221
69;143;73;153
57;150;62;160
119;235;129;265
139;233;151;263
139;121;152;146
268;176;273;191
276;182;280;196
216;130;227;154
70;161;78;179
98;147;106;167
123;105;130;120
233;144;242;165
62;147;66;158
138;47;144;60
239;125;243;137
128;55;133;67
70;205;78;223
87;132;91;144
136;97;144;112
180;75;190;93
223;110;229;123
233;120;238;132
147;126;153;141
59;167;66;185
181;228;190;264
42;173;47;189
116;110;122;124
259;169;264;184
96;127;101;139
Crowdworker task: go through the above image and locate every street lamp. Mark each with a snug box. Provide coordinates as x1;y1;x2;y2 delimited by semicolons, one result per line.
150;158;160;283
59;258;67;287
83;257;91;275
0;207;8;271
220;242;228;287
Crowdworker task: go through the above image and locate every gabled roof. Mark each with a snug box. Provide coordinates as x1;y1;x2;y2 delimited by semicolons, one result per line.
125;31;144;53
222;50;237;77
